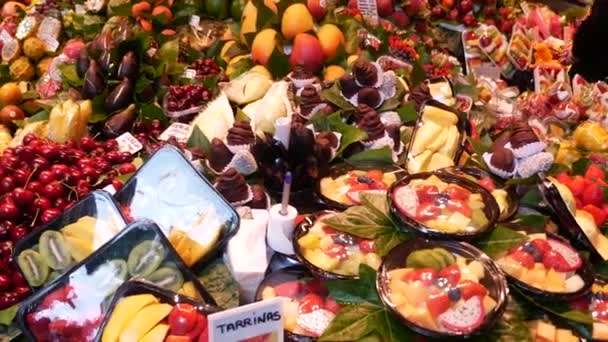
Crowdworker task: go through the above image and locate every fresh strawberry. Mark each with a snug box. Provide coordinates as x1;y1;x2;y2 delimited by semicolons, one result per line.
321;225;337;235
438;265;461;285
555;172;571;185
567;176;585;197
586;164;606;181
371;182;388;190
299;294;325;314
416;202;441;221
323;244;348;260
530;239;551;255
595;302;608;320
273;281;302;298
349;183;370;192
367;170;384;182
416;185;440;202
583;183;604;207
457;280;488;300
358;239;375;254
575;197;583;209
542;250;571;272
426;292;451;318
27;314;50;341
404;268;438;285
445;185;471;200
510;250;535;269
603;204;608;217
583;204;607;226
447;199;472;217
185;314;208;339
478;177;495;192
325;297;342;314
198;328;209;342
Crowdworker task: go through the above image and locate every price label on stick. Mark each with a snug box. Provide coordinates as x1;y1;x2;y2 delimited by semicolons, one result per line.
357;0;379;26
159;123;190;143
116;132;143;154
208;298;284;342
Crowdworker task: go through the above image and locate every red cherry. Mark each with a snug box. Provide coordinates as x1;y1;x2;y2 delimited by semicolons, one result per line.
13;168;30;186
1;156;18;169
79;136;97;151
104;151;121;164
43;182;64;200
22;133;38;145
15;145;35;162
0;202;19;220
26;181;43;193
112;179;123;191
65;169;82;186
53;198;69;210
12;272;26;287
9;226;27;242
0;222;10;240
459;0;473;13
0;241;13;256
118;163;136;175
34;197;52;211
0;177;14;193
0;275;11;291
168;303;199;335
39;145;60;161
37;170;55;184
120;152;133;163
31;157;49;171
14;286;30;299
81;167;100;183
104;139;118;151
76;158;92;170
50;164;69;180
13;188;34;207
41;208;61;224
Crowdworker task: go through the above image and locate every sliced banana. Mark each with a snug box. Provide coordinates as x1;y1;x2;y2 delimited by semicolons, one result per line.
407;150;433;173
422;106;458;127
438;125;460;157
411;121;443;156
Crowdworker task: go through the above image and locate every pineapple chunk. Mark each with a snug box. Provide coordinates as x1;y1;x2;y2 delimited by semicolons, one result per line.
298;234;321;249
411;121;443;156
545;269;566;292
422;106;458;126
401;281;430;307
438;125;460;157
483;295;497;313
283;300;299;332
593;322;608;340
388;268;413;281
528;233;547;240
390;292;409;306
425;127;447;152
497;257;525;278
364;253;381;270
408;150;433;173
261;286;276;300
536;321;557;341
304;250;339;271
447;211;472;231
466;260;485;280
319;235;334;249
521;264;546;285
427;153;454;171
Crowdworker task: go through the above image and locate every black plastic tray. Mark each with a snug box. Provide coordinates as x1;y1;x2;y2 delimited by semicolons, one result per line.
16;219;215;342
13;190;127;291
114;145;239;270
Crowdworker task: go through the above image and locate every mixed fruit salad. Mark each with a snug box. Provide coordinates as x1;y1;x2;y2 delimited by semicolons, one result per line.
495;233;585;293
260;277;341;338
587;281;608;340
297;214;381;276
386;247;496;334
319;169;398;206
102;293;209;342
392;175;490;234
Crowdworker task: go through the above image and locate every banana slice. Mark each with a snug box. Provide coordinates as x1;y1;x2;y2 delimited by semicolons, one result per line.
407;150;433;173
438;125;460;157
425;127;447;152
422;106;459;127
411;120;443;156
427;153;454;171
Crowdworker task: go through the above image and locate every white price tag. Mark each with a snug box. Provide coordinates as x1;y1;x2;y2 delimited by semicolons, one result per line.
208;298;283;342
116;132;143;154
182;68;197;79
190;15;200;27
357;0;378;25
159;123;190;143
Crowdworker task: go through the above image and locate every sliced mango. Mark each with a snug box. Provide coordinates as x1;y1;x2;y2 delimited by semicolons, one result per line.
63;235;93;262
102;294;159;342
118;303;172;342
140;323;169;342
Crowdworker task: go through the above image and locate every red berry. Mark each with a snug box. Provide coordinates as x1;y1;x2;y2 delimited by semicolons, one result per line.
34;197;52;211
43;182;64;200
299;293;324;314
416;202;441;221
13;168;30;186
510;250;535;269
459;0;473;13
358;239;375;254
567;176;585;197
9;226;27;242
37;170;55;184
0;203;18;220
41;208;61;224
111;179;123;192
542;250;571;272
323;244;348;260
416;185;440;203
478;177;495;192
586;164;606;181
26;181;43;194
426;292;451;318
583;204;607;226
582;183;604;207
457;280;488;300
404;268;438;285
0;275;9;292
13;188;34;207
438;264;461;285
118;163;137;175
12;272;26;287
0;177;14;193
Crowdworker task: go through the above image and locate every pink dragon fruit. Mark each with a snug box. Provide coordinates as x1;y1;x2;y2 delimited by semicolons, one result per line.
63;39;85;60
546;239;582;272
439;296;485;333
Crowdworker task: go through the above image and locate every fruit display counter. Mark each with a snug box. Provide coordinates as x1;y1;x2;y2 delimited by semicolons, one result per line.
0;0;606;340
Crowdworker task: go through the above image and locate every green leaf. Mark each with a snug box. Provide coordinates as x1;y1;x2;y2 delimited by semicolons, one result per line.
319;303;380;341
266;47;291;79
547;163;569;176
512;286;594;326
572;158;591;176
321;82;354;110
513;215;547;230
410;61;427;87
520;188;543;208
0;305;18;326
198;259;240;309
396;101;417;123
326;265;382;305
138;103;167;125
475;225;527;258
374;231;409;256
108;2;131;16
347;147;393;165
253;0;279;29
187;126;211;156
327;112;366;154
58;64;83;88
27;110;49;123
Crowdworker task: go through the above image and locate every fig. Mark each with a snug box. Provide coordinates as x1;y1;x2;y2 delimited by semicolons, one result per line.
146;266;184;292
39;231;73;270
76;48;90;78
117;51;138;81
103;104;136;138
127;240;166;277
17;250;49;287
98;50;113;75
82;60;105;99
104;78;134;112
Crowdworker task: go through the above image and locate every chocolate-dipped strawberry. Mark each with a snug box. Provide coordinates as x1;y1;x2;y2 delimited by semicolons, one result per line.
248;184;268;209
227;121;255;146
484;147;516;178
357;87;382;108
353;59;380;87
359;108;386;142
387;124;401;151
510;123;545;158
409;83;432;111
299;86;324;118
215;168;250;204
208;138;234;172
355;104;377;125
289;64;317;88
339;75;359;99
289;122;316;162
490;131;512;153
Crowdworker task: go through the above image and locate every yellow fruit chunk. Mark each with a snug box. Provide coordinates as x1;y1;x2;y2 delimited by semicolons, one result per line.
324;65;345;81
63;235;93;262
281;4;314;40
422;106;458;127
573;121;608;152
427;153;454;171
411;121;443;156
118;303;172;342
140;323;169;342
251;29;280;65
179;281;202;301
102;294;159;342
317;24;345;60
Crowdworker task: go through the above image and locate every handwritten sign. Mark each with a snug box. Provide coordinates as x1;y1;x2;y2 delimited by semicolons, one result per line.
160;123;190;143
208;298;283;342
116;132;143;154
357;0;378;26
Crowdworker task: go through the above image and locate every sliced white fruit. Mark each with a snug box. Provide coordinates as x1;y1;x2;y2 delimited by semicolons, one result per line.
411;120;443;156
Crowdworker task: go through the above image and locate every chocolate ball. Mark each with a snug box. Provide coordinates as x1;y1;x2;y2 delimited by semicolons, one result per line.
209;138;234;172
357;87;382;108
227;120;255;146
353;59;380;87
339;75;359;99
490;147;515;173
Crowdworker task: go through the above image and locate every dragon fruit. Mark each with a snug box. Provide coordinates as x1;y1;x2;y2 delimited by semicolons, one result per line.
546;239;582;271
439;296;485;333
392;186;419;217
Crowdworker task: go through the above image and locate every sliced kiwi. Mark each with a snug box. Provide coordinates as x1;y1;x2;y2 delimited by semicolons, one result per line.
146;266;184;292
406;250;440;270
127;241;166;277
39;231;73;271
47;271;61;283
432;248;455;267
17;250;49;287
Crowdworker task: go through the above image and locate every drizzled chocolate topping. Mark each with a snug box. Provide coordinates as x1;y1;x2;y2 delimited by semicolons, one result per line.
215;168;249;203
510;123;539;149
490;147;515;172
359;109;386;142
290;64;316;81
209;138;234;172
339;75;359;99
290;122;316;157
227;120;255;146
353;60;379;87
248;184;267;209
357;87;382;108
409;83;431;111
299;86;323;117
355;103;376;123
386;124;401;151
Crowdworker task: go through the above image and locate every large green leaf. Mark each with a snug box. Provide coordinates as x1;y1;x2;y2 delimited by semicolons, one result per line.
325;265;382;305
396;101;417;123
346;147;393;165
475;225;527;258
321;82;354;110
266;47;292;79
187;126;211;157
327;112;366;154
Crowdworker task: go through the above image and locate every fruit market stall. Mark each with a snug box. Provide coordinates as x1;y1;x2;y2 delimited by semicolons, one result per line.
0;0;606;340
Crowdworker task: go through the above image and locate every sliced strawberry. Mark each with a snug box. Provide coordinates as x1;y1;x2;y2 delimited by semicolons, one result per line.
438;264;461;285
404;268;438;286
602;204;608;217
567;176;585;197
371;181;388;190
445;185;471;201
583;204;607;226
510;250;535;269
542;250;571;272
299;293;324;314
358;239;375;254
426;292;451;318
321;225;337;235
349;183;370;192
367;170;384;182
416;202;441;221
595;301;608;320
447;199;472;218
555;172;571;185
530;239;551;255
586;164;606;181
416;185;440;203
575;197;583;209
274;281;302;298
583;183;604;207
325;297;342;314
323;244;348;260
478;177;495;192
457;280;488;300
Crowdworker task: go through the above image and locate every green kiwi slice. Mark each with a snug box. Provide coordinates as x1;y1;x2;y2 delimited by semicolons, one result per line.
17;250;49;287
39;231;73;270
146;266;184;292
127;240;166;277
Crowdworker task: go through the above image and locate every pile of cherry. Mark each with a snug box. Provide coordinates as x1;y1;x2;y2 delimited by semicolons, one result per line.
0;132;140;309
